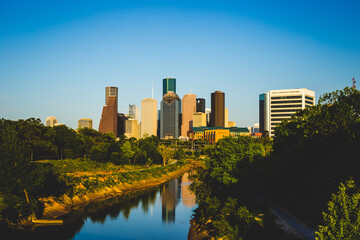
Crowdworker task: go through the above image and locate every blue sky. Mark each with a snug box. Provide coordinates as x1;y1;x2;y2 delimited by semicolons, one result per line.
1;0;359;129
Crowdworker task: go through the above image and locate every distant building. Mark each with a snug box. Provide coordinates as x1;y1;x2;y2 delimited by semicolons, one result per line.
163;78;176;96
225;108;229;127
260;88;315;137
99;86;118;136
253;123;259;133
46;116;58;127
196;98;205;113
78;118;93;129
129;104;140;123
190;126;249;143
210;91;225;127
228;121;236;127
117;113;128;136
205;108;211;126
193;112;207;128
160;91;181;139
125;119;138;139
141;98;157;137
181;94;196;137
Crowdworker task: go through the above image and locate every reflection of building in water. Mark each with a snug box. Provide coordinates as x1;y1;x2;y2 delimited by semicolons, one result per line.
162;179;179;223
181;172;196;207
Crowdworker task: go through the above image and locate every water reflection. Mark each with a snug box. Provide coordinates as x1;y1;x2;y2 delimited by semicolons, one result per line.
0;172;196;240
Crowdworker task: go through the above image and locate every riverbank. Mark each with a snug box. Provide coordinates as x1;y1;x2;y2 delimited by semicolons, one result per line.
41;160;197;221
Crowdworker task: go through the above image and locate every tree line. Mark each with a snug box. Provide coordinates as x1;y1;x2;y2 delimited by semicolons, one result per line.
190;87;360;239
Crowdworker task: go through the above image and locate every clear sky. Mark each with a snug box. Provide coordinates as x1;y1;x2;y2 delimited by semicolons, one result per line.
1;0;359;129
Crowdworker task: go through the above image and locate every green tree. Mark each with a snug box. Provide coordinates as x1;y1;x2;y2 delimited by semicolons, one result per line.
158;145;174;166
316;179;360;240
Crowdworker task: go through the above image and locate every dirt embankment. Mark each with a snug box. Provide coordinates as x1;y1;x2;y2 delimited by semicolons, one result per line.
42;163;195;220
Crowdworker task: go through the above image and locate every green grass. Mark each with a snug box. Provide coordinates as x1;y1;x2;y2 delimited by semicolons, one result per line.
36;159;187;197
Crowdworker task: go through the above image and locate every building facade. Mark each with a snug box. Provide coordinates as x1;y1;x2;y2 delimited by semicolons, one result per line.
259;88;315;137
99;86;118;136
210;91;225;127
196;98;205;113
163;78;176;96
193;112;207;128
78;118;93;129
181;93;196;137
160;91;181;139
46;116;58;127
141;98;157;137
125;119;138;139
129;104;140;122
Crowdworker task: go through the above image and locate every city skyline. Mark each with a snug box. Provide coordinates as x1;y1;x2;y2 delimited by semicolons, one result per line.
1;1;359;129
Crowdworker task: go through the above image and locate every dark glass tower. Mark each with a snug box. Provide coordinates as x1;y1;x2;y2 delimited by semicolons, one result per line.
196;98;205;113
163;78;176;96
210;91;225;127
160;91;181;139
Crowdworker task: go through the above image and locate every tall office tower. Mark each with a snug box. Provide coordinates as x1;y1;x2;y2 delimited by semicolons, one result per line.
163;78;176;96
181;94;196;137
141;98;158;137
46;116;58;127
129;104;140;122
259;88;315;137
193;112;207;127
210;91;225;127
125;119;138;139
205;108;211;126
160;91;181;139
99;86;118;136
78;118;93;129
225;108;229;127
196;98;205;113
117;113;128;136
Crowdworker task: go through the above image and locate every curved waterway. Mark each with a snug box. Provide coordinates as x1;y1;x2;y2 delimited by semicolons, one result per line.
1;172;196;240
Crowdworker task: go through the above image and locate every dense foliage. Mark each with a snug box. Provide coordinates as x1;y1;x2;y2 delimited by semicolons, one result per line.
316;179;360;240
190;136;272;239
269;87;360;224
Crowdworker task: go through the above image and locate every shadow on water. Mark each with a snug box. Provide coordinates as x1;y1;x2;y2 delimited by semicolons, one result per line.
0;172;196;240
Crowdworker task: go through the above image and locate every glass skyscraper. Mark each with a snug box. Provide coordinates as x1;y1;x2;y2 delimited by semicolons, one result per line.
163;78;176;96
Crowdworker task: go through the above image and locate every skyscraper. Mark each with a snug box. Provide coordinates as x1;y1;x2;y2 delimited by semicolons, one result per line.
160;91;181;139
210;91;225;127
259;88;315;137
196;98;205;113
141;98;157;137
99;86;118;136
163;78;176;96
181;94;196;137
46;116;58;127
78;118;93;129
129;104;140;122
225;108;229;128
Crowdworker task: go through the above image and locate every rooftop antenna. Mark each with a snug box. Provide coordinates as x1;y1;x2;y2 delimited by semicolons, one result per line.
152;80;154;98
352;77;356;89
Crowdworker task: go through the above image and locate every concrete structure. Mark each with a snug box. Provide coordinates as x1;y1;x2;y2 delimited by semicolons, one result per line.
141;98;157;137
78;118;93;129
210;91;225;127
181;93;196;137
253;123;260;133
196;98;205;113
129;104;140;123
205;108;211;126
46;116;58;127
190;126;250;143
228;121;236;127
193;112;207;128
160;91;181;139
260;88;315;137
225;108;229;127
99;86;118;136
163;78;176;96
125;119;138;139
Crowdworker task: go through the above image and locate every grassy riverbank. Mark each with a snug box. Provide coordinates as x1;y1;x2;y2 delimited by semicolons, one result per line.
37;158;196;220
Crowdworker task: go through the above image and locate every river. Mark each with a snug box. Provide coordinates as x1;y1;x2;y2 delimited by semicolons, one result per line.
0;172;196;240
